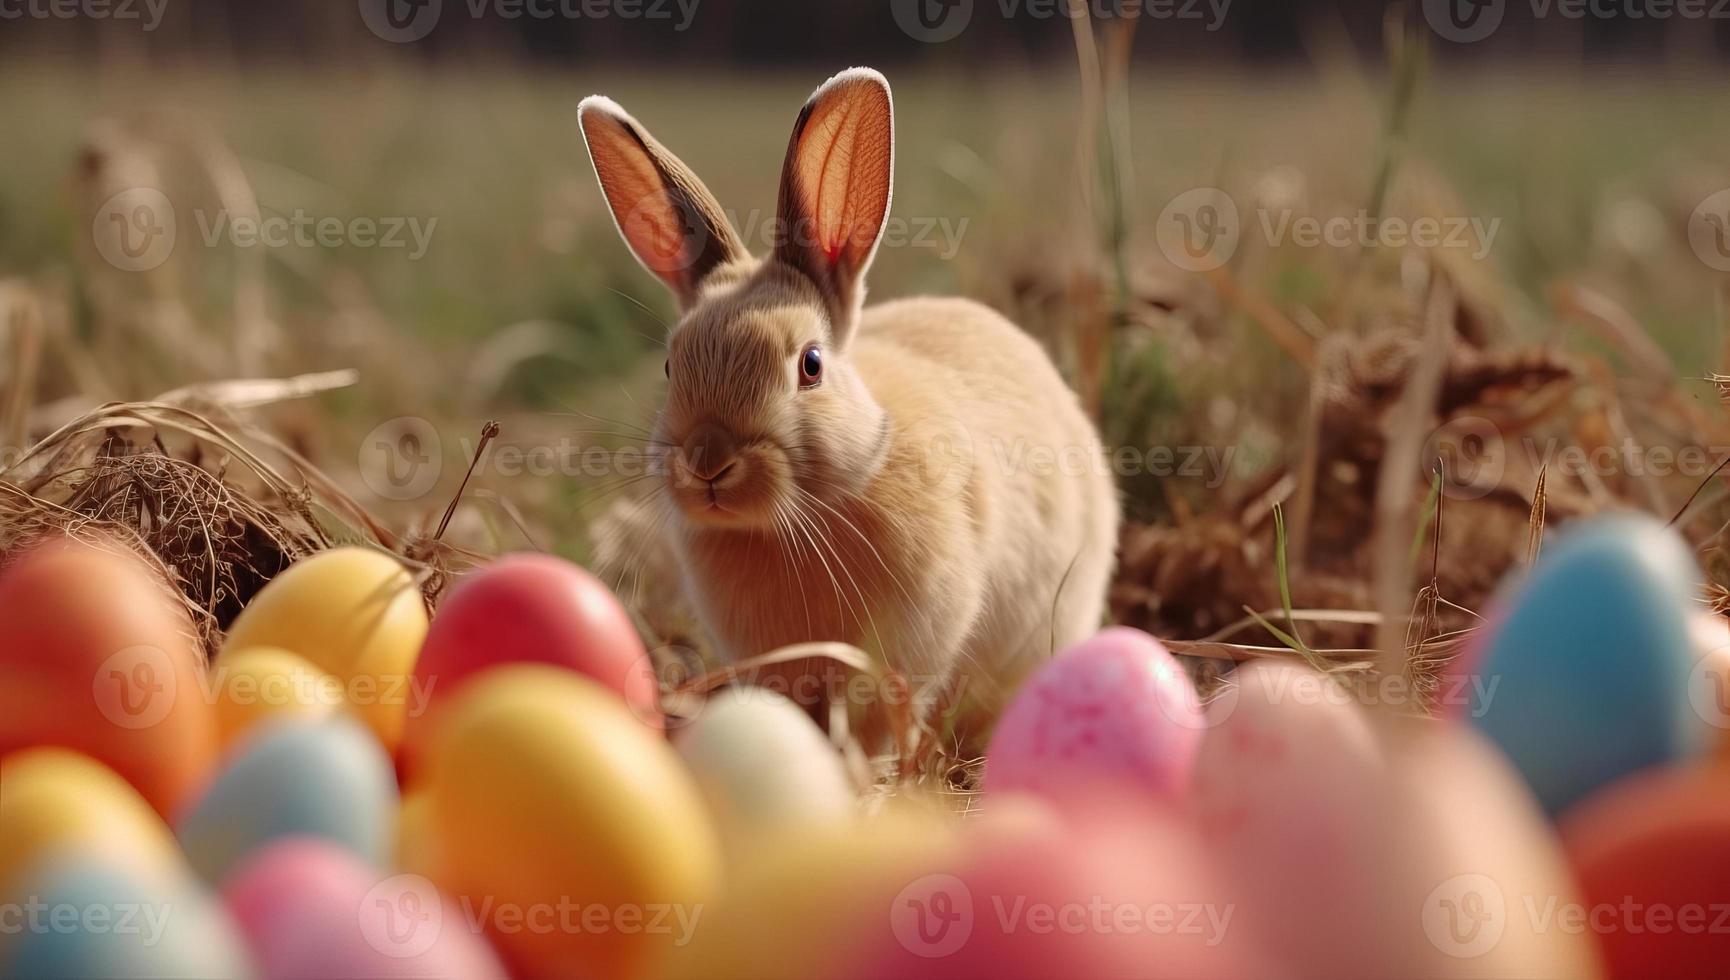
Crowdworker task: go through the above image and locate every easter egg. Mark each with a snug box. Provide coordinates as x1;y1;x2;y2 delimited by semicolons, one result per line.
1561;767;1730;978
178;717;397;883
223;838;507;979
1450;514;1704;815
984;627;1202;802
663;811;956;980
418;665;718;980
674;686;854;854
1687;612;1730;761
212;647;344;751
397;790;441;879
1376;719;1604;979
406;554;660;759
0;536;215;816
851;799;1266;980
0;749;179;898
2;856;252;979
1190;659;1391;976
222;547;429;752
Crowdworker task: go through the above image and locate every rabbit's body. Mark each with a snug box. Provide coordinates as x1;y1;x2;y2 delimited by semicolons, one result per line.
579;69;1119;741
677;292;1118;715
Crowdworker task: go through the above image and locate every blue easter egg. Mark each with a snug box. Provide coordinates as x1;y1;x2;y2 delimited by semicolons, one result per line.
176;716;396;883
1;857;252;979
1458;513;1705;815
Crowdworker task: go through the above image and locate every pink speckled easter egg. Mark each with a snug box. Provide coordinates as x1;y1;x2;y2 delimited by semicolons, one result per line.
984;627;1202;802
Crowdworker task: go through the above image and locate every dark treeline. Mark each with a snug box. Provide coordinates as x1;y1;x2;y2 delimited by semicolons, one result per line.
2;0;1729;63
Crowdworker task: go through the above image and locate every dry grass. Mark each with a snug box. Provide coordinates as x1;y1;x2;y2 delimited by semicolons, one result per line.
5;27;1730;787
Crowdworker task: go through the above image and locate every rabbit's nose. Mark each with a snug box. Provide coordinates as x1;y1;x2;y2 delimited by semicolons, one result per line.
682;422;739;481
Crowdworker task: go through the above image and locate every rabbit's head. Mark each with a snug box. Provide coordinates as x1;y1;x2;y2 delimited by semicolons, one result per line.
579;69;896;531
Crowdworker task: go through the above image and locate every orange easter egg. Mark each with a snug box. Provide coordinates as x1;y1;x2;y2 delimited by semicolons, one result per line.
1561;767;1730;979
0;537;214;816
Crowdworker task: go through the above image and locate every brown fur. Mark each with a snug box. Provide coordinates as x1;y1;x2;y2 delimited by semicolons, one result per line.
579;69;1120;744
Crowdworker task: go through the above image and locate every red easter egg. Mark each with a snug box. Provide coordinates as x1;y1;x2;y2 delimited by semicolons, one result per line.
0;536;215;817
403;554;659;773
1561;767;1730;979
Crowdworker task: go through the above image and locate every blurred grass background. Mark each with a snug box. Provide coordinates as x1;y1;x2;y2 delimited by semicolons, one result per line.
2;53;1727;564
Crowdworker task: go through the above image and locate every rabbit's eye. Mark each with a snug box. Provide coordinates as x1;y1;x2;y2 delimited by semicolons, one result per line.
663;359;670;379
799;344;823;388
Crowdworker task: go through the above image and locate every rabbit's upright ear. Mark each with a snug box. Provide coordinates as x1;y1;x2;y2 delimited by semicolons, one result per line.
773;68;894;340
579;96;747;310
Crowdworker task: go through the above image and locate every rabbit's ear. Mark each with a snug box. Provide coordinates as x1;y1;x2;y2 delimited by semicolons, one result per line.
773;68;894;339
579;96;746;310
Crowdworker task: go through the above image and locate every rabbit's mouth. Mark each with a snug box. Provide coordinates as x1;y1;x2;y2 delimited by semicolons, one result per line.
667;439;793;530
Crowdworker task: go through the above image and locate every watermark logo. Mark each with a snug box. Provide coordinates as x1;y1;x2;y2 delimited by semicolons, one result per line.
1690;648;1730;731
1157;187;1240;273
1689;189;1730;273
359;417;443;501
1425;0;1730;43
94;193;437;271
890;0;974;42
1423;873;1507;958
92;646;178;730
1422;416;1506;501
892;0;1230;42
904;415;976;497
359;0;442;41
360;874;444;958
361;0;700;42
1422;0;1505;42
93;188;176;273
891;874;974;958
0;0;168;30
1157;188;1500;269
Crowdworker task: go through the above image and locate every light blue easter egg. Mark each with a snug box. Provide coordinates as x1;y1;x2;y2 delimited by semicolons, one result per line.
1458;513;1705;815
176;716;396;883
1;857;252;979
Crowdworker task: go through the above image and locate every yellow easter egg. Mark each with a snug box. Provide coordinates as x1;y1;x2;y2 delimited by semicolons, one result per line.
222;548;428;752
664;810;955;980
419;665;718;980
212;647;344;751
0;748;179;897
395;790;441;879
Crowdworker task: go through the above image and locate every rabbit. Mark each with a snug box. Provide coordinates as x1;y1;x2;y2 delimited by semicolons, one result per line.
577;67;1120;747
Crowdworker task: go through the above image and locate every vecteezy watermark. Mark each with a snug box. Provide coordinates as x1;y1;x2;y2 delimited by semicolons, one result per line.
359;0;700;43
988;438;1237;490
1423;0;1730;43
91;647;438;728
92;646;180;730
195;210;438;261
0;0;168;30
356;420;1243;503
1156;188;1501;272
1153;659;1500;730
1423;874;1730;958
891;0;1231;44
92;188;178;273
91;189;438;273
1689;188;1730;273
1691;643;1730;732
890;875;1234;958
1421;415;1730;501
356;875;704;956
730;210;972;263
359;417;445;502
0;898;174;946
